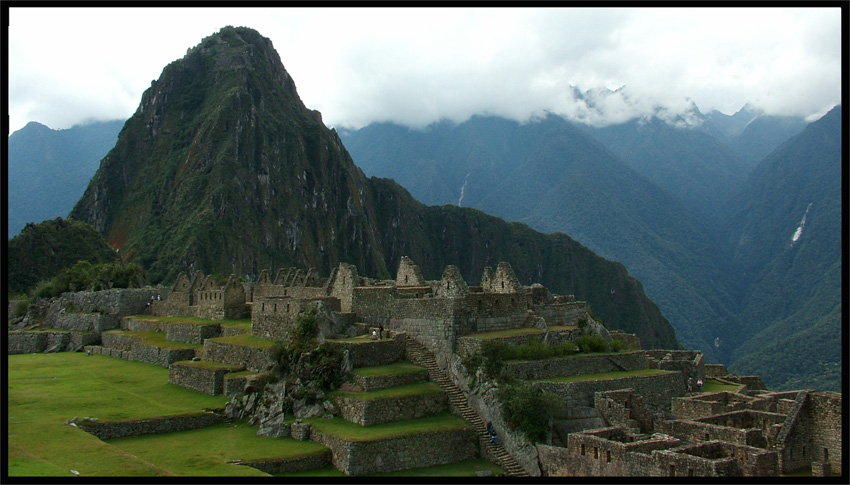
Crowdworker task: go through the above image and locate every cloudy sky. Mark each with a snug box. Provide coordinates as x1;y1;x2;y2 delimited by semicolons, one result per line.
7;6;843;134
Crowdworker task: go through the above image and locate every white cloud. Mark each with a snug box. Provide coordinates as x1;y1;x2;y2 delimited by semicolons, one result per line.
7;6;842;134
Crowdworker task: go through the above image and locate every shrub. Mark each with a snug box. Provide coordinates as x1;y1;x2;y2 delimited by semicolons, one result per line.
497;383;561;442
611;339;623;352
576;334;609;353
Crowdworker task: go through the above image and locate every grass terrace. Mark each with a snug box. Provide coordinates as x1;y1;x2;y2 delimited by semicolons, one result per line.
127;315;252;330
702;379;745;393
351;361;425;377
103;329;202;350
536;368;671;384
330;381;442;401
8;353;229;476
303;412;470;442
208;333;276;349
105;421;329;477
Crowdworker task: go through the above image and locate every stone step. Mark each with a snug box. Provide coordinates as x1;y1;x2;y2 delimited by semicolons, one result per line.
405;336;530;477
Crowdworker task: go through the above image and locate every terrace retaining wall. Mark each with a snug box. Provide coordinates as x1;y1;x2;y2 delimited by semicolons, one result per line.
333;388;446;426
503;352;649;380
77;412;223;440
310;426;477;476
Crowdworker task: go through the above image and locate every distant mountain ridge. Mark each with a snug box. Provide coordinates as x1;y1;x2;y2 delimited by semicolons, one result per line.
7;120;124;238
63;26;678;350
339;106;840;391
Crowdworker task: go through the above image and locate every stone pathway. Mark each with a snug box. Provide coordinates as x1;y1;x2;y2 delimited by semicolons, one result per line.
405;336;530;477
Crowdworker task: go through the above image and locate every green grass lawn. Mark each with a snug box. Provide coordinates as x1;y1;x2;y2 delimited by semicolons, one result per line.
351;361;425;377
536;368;671;383
330;381;442;401
8;352;231;477
106;421;329;476
702;379;744;393
303;412;470;442
208;333;276;349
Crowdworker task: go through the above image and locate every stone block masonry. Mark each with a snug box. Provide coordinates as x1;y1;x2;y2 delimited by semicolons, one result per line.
504;352;649;381
346;368;428;392
333;386;447;426
325;334;406;368
8;330;99;354
535;371;684;411
169;361;245;395
78;412;223;440
309;426;478;476
232;450;332;474
203;338;275;373
46;312;120;333
166;322;222;344
130;341;199;368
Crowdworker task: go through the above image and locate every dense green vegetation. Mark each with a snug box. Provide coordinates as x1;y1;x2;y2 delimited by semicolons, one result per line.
7;217;122;297
496;383;561;442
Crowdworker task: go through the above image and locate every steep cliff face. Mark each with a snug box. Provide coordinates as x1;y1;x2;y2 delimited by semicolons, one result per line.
71;27;389;283
70;26;678;349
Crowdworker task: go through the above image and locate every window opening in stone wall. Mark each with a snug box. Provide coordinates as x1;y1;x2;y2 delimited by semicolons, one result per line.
580;444;585;455
405;275;409;283
688;469;693;477
286;303;290;312
274;303;277;312
669;465;675;476
262;302;265;311
606;450;611;463
824;448;829;461
501;281;505;290
594;447;598;459
705;433;710;441
284;289;288;296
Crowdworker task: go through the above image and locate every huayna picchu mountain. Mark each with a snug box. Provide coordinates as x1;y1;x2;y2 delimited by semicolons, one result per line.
70;26;678;349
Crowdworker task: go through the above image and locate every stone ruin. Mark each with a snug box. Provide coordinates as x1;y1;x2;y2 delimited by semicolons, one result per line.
7;256;842;478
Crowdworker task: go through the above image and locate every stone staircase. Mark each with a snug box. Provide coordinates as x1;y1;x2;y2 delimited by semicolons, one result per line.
405;336;530;477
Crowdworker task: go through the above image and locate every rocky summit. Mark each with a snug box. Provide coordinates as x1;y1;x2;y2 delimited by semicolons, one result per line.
69;26;678;349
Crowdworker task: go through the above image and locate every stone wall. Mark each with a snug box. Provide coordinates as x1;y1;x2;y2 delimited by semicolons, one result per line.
346;368;427;392
130;341;198;368
101;332;140;351
608;331;642;350
535;370;684;411
333;388;446;426
166;322;222;345
653;441;779;477
169;361;245;395
325;335;406;368
46;311;120;333
806;392;842;475
121;317;167;333
562;428;683;476
233;450;331;474
47;288;162;319
309;426;477;476
78;412;223;440
503;352;649;381
532;302;587;327
455;331;545;360
8;331;48;354
252;297;340;340
657;416;768;448
203;339;275;373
